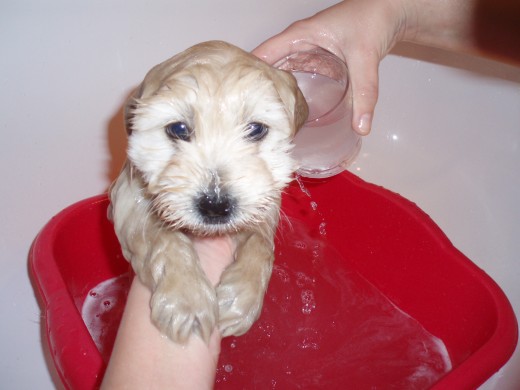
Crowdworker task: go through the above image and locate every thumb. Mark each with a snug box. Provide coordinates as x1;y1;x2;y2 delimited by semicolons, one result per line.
345;50;380;135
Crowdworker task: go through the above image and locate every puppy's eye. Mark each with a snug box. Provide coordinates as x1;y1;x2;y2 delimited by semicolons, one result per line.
245;122;269;141
165;121;191;141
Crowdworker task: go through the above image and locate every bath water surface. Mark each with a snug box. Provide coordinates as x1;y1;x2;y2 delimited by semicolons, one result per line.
81;272;131;361
214;216;452;389
81;182;452;388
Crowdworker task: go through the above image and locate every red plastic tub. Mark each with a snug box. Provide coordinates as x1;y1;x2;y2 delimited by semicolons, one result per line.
30;171;517;389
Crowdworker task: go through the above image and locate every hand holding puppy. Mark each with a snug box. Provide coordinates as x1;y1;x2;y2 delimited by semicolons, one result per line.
102;237;235;390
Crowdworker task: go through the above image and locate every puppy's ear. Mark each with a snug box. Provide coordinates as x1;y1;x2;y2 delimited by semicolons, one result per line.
271;69;309;133
122;41;221;136
123;47;193;136
124;94;139;135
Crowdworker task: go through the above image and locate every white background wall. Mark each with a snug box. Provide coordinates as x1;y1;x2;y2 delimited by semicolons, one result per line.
1;0;519;388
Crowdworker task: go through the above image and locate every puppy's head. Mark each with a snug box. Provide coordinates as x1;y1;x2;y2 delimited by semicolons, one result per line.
126;40;308;234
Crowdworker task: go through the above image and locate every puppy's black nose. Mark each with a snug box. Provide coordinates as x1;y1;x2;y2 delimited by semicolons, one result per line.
197;192;234;223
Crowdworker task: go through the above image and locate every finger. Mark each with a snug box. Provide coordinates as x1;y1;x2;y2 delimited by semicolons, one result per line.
193;236;235;285
252;34;300;64
345;49;380;135
251;20;318;64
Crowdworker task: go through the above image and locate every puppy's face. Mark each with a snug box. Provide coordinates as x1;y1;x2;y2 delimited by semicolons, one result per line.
126;41;308;234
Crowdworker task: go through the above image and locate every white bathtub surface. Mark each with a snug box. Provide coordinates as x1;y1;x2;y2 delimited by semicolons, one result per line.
1;1;518;389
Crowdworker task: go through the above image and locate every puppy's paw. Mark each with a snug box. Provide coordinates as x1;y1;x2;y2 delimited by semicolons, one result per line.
216;264;268;337
150;278;217;344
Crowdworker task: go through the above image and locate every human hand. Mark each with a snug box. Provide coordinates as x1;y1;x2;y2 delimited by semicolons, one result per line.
254;0;520;135
101;236;235;390
253;0;411;136
192;235;236;287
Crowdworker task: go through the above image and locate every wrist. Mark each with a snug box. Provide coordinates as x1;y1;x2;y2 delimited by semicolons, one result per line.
400;0;476;52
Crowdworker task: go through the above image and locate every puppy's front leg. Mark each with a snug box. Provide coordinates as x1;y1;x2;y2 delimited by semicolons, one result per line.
110;166;217;343
146;232;217;344
217;229;274;337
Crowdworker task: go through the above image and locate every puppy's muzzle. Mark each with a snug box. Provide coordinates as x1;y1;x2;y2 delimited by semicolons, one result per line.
197;190;236;225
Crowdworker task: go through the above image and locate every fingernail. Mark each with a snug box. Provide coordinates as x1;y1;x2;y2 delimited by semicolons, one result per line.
356;113;372;135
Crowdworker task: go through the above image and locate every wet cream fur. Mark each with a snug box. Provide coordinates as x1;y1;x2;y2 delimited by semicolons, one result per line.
109;41;308;343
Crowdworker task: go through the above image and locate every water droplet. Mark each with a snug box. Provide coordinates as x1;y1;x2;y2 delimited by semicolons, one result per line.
319;222;327;236
224;364;233;373
259;322;275;338
296;176;311;197
103;300;111;308
301;289;316;315
274;266;290;283
293;241;307;250
296;272;315;288
310;201;318;210
297;328;321;350
298;337;320;350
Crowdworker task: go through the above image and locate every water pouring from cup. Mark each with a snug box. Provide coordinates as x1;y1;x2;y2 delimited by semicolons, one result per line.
275;46;361;178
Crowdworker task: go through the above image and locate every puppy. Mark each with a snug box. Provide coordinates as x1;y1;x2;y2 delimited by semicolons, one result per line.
109;41;308;343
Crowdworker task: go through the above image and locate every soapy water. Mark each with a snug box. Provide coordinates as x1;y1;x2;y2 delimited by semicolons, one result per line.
293;72;347;123
81;272;131;362
292;72;361;177
216;217;452;389
81;181;451;387
296;175;327;237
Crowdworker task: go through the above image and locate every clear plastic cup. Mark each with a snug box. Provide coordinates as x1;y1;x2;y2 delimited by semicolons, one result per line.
275;46;361;178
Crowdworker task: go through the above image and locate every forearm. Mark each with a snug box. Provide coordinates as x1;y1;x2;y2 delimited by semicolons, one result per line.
101;277;221;390
101;236;234;389
400;0;474;50
402;0;520;62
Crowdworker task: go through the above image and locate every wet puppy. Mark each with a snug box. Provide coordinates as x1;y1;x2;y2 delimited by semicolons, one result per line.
109;41;308;343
